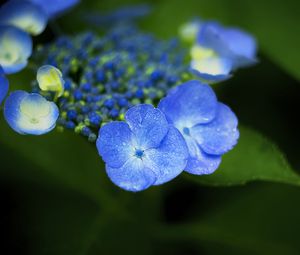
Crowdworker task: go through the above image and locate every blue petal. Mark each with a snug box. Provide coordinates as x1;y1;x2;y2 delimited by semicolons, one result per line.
158;80;218;128
183;136;221;175
125;104;169;149
220;28;257;68
144;126;188;185
0;25;32;74
28;0;80;17
198;22;257;68
0;67;9;105
190;57;232;83
97;121;135;168
185;153;221;175
0;1;47;35
106;158;157;192
4;91;59;135
191;103;239;155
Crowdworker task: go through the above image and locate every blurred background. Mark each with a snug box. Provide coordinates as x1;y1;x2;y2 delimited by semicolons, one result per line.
1;0;300;254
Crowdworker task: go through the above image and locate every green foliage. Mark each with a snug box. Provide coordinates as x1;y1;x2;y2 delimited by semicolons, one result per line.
191;126;300;186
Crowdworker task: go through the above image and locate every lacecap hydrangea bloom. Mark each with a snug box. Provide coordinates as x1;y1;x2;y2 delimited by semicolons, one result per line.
180;19;257;82
4;7;251;191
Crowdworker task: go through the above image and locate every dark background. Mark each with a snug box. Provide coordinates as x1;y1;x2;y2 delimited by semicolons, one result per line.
1;0;300;254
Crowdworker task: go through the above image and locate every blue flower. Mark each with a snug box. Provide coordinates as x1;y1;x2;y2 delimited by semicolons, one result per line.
197;21;257;69
0;66;9;105
4;91;59;135
0;25;32;74
28;0;80;17
158;80;239;175
0;0;48;36
96;104;188;191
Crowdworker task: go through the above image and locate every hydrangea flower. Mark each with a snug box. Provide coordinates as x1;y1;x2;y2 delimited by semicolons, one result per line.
4;91;59;135
0;25;32;74
0;0;48;36
96;104;188;191
197;21;257;69
158;80;239;175
28;0;80;17
37;65;65;97
0;66;9;105
180;18;257;82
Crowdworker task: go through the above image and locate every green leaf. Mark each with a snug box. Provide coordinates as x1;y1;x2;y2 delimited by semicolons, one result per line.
0;115;118;208
155;183;300;255
8;180;156;255
187;126;300;186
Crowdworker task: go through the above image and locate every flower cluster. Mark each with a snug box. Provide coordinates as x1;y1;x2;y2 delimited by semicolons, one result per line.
0;0;78;133
179;18;257;82
31;23;192;141
0;4;255;192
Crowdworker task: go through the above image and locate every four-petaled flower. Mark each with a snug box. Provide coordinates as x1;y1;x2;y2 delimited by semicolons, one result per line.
198;22;257;69
185;19;257;83
158;80;239;175
97;104;188;191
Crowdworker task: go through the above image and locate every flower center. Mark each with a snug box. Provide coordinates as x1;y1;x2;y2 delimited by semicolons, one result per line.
183;127;190;136
135;149;144;159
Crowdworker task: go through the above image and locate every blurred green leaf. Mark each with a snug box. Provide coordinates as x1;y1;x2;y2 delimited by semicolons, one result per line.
0;115;118;208
8;180;156;255
188;126;300;186
155;183;300;255
0;120;162;255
